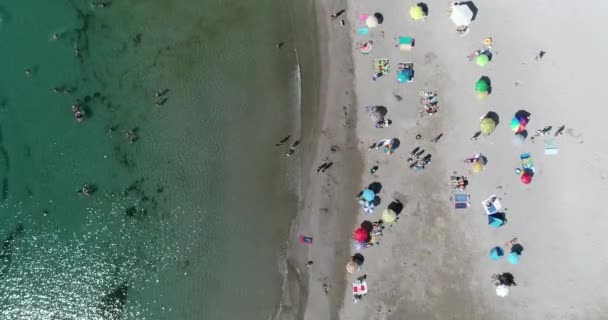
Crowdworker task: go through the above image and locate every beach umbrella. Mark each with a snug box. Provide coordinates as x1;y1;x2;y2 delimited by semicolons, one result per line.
476;78;489;92
480;118;496;134
353;227;369;243
381;209;397;223
360;42;373;54
472;161;484;173
409;5;425;20
496;285;509;297
488;213;505;228
476;91;488;100
489;246;504;260
508;252;521;265
520;170;533;184
363;201;375;214
450;4;474;26
510;117;527;133
362;189;375;201
365;15;379;28
476;54;489;67
346;261;358;274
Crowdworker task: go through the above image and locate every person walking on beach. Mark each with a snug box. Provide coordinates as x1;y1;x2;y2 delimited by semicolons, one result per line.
535;50;546;61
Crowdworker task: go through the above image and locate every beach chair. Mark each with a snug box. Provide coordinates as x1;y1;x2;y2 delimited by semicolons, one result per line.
520;153;534;171
481;195;502;215
452;192;470;209
544;139;559;155
398;36;414;51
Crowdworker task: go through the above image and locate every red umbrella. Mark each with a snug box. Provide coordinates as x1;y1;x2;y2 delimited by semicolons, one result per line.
520;171;533;184
353;227;369;243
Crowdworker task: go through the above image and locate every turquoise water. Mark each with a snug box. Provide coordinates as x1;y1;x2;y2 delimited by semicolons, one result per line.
0;1;301;319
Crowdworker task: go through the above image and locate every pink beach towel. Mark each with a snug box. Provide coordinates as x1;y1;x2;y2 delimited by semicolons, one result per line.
359;14;369;22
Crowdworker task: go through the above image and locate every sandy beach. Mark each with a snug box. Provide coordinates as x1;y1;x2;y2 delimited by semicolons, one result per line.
288;0;608;319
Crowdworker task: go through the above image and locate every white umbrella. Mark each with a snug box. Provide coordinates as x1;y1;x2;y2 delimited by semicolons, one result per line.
365;16;379;28
363;201;375;214
496;285;509;297
450;5;473;26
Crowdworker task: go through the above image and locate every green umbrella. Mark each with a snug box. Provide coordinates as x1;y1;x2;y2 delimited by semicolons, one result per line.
480;118;496;134
476;79;489;92
476;54;489;67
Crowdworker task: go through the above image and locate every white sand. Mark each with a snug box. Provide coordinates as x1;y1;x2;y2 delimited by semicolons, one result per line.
309;0;608;319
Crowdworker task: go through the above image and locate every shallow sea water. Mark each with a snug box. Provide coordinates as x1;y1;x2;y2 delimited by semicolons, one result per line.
0;1;299;319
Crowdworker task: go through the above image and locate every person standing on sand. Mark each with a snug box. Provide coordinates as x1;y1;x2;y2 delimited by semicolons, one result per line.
535;50;546;61
431;133;443;143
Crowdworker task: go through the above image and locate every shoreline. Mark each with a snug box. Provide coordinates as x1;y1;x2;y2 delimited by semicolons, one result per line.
278;0;362;318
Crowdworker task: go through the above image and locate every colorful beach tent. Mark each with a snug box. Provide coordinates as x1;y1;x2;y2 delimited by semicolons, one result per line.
381;209;397;223
508;252;521;265
488;213;505;228
409;5;425;20
476;54;489;67
362;189;375;201
480;118;496;134
353;227;369;243
450;4;474;26
489;247;504;260
397;69;412;83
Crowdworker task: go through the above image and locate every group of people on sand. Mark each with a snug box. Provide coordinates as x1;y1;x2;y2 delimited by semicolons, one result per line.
275;135;301;157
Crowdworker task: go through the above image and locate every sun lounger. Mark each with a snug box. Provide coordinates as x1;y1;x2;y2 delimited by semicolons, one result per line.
481;195;502;215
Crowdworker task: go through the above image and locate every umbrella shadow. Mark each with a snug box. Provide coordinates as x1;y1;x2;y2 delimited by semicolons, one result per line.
461;1;479;21
515;110;531;122
388;199;404;214
368;182;382;194
352;253;365;265
375;106;388;117
517;130;529;139
481;50;493;62
485;111;500;125
360;220;373;232
372;195;382;206
511;243;524;255
480;76;492;94
417;2;429;16
373;12;384;24
391;138;400;150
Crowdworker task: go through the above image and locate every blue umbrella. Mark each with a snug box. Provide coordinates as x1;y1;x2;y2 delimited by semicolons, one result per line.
362;189;375;201
508;252;520;264
488;213;505;228
489;246;504;260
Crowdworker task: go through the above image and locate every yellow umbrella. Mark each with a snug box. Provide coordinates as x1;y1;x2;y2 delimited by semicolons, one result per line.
346;261;358;274
472;161;484;173
382;209;397;223
409;5;425;20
